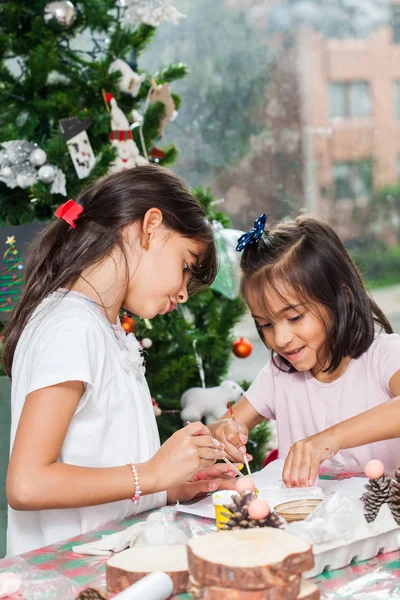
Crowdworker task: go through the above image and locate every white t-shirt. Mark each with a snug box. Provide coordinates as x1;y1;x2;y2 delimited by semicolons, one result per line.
7;290;166;556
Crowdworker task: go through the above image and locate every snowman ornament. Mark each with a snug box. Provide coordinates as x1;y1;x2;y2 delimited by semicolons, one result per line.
105;92;147;173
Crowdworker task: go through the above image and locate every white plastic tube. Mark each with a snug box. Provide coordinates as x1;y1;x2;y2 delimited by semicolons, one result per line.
112;572;174;599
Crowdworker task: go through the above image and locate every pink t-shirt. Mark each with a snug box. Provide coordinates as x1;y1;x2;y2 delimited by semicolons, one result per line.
246;333;400;475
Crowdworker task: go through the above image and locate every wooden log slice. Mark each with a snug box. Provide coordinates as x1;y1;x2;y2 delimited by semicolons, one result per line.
189;577;319;600
106;544;188;595
188;574;301;600
187;528;313;590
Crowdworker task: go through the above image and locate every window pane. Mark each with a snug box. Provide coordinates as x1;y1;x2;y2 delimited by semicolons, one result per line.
354;161;373;197
392;6;400;44
334;162;352;200
330;83;347;118
394;81;400;120
351;82;371;117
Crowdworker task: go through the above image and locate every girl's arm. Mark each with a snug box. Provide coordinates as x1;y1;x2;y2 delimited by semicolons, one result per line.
282;369;400;487
208;396;265;462
7;382;226;510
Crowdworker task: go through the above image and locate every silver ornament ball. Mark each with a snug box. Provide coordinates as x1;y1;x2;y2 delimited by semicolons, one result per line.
44;1;77;29
16;172;36;189
29;148;47;167
141;338;153;349
0;150;8;166
1;166;11;177
38;165;55;183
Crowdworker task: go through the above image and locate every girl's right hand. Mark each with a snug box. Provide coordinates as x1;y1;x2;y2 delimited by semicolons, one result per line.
212;419;249;463
149;422;226;490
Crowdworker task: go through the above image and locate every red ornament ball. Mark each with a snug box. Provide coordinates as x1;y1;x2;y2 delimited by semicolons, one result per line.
232;337;253;359
121;314;135;334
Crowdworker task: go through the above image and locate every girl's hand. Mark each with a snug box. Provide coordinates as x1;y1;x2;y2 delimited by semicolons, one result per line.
282;431;340;487
212;419;250;462
166;463;238;504
149;422;226;490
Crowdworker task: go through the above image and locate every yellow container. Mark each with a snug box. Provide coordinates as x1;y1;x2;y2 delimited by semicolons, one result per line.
212;490;239;530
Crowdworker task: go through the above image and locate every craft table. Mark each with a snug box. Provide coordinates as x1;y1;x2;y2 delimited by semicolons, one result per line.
0;505;399;599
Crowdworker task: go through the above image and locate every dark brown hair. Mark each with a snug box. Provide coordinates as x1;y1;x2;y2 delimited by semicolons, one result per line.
3;165;217;377
240;215;392;373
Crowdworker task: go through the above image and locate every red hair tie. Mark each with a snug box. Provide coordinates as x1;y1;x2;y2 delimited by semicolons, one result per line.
55;199;83;229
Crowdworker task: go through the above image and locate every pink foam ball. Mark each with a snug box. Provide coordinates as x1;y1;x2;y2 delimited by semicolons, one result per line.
235;476;255;494
248;498;270;520
365;459;385;480
0;572;22;598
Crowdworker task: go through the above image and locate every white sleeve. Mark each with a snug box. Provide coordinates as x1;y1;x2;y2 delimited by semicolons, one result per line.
26;318;101;396
245;359;276;420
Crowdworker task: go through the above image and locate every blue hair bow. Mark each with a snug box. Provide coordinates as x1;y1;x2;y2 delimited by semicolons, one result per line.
236;214;268;252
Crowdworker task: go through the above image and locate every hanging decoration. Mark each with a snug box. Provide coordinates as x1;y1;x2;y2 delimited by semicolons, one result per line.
121;313;135;334
0;236;24;314
232;337;253;359
141;337;153;349
149;79;177;137
108;59;146;98
118;0;185;28
103;92;148;173
44;1;77;30
0;141;66;195
59;117;96;179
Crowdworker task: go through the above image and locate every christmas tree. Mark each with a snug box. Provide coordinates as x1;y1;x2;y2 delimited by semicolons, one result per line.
0;236;24;314
0;0;270;467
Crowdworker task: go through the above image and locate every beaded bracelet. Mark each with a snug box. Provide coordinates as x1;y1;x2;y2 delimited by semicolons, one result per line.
127;463;142;503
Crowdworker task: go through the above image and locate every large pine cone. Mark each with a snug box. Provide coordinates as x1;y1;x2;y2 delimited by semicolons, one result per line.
389;467;400;525
75;589;107;600
363;474;391;523
220;491;283;531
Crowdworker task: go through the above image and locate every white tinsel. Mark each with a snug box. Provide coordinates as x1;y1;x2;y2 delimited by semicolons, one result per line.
0;140;67;196
119;0;185;27
50;166;67;196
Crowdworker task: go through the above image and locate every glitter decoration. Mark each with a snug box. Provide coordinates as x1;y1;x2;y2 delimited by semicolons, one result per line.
0;140;66;195
0;236;24;313
120;0;185;27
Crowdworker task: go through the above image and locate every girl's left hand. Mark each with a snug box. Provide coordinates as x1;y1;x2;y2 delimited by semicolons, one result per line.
167;463;238;504
282;431;340;487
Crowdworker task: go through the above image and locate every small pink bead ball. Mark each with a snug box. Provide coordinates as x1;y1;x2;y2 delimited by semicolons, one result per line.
235;476;255;494
365;459;385;480
248;498;270;520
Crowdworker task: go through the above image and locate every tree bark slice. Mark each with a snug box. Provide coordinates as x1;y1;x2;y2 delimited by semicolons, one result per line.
187;528;314;590
189;574;301;599
106;545;188;595
189;576;319;600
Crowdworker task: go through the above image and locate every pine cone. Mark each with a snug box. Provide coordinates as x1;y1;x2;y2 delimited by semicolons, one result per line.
362;473;391;523
75;589;107;600
220;491;283;531
389;467;400;525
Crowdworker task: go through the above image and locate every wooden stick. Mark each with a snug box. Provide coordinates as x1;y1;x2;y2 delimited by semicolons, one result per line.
228;403;253;480
222;456;245;478
242;453;253;480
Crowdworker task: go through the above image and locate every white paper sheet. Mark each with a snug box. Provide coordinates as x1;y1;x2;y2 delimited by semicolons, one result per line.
174;460;369;520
